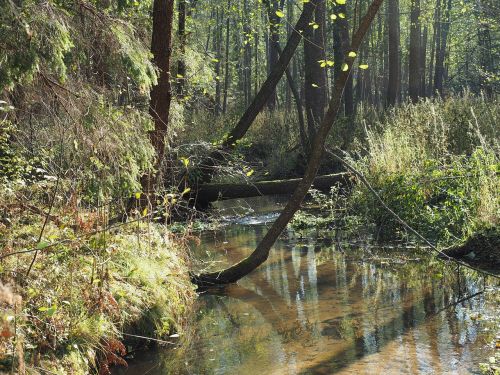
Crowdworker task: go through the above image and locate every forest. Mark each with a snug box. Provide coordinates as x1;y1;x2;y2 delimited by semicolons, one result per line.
0;0;499;373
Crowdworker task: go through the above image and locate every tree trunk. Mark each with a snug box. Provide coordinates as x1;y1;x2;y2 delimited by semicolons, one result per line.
214;8;223;116
266;0;281;110
176;0;186;97
428;0;439;96
222;0;232;113
386;0;400;106
192;0;385;286
304;0;327;140
420;26;427;97
196;173;351;204
144;0;174;192
434;0;451;96
408;0;421;102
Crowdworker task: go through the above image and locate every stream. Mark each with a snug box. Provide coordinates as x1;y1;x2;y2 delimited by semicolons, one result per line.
116;196;499;375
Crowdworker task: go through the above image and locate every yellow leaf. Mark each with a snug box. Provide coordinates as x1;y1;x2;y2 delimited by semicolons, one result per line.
313;24;319;29
339;13;345;18
275;10;285;17
330;14;337;20
342;63;349;71
246;169;254;177
135;192;141;199
359;64;369;69
181;187;191;196
142;208;148;217
311;83;319;87
336;0;346;4
348;51;357;57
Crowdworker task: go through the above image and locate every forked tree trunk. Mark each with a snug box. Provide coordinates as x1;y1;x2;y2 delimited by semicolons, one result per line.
192;0;385;286
143;0;174;193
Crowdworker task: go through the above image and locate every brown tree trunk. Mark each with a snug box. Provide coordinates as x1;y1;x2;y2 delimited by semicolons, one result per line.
222;0;232;113
434;0;451;96
420;26;427;97
408;0;421;102
144;0;174;192
304;0;327;140
386;0;400;106
266;0;281;110
192;0;385;286
176;0;186;97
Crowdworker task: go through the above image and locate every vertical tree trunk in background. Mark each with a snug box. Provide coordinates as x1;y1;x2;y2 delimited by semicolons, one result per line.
428;0;439;96
333;3;354;117
420;26;427;96
176;0;186;97
243;0;253;106
214;8;223;115
477;1;493;97
266;0;280;110
222;1;232;113
434;0;451;96
386;0;400;106
193;0;385;286
408;0;421;102
145;0;174;191
304;0;327;140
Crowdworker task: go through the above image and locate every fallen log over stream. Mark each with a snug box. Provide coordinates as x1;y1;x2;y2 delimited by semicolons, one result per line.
196;172;353;204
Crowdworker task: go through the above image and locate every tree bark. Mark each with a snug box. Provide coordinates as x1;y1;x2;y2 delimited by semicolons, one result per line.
304;0;327;139
434;0;451;96
144;0;174;192
192;0;385;286
176;0;186;97
386;0;400;106
196;173;351;204
408;0;421;102
222;0;232;113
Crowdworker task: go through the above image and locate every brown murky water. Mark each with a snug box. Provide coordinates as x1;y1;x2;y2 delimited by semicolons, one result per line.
117;197;499;375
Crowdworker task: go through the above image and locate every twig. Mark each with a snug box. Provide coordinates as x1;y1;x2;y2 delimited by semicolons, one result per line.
26;176;60;277
121;333;176;345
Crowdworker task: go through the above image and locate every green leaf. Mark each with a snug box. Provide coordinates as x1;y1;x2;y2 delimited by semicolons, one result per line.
336;0;346;4
36;241;50;250
275;10;285;17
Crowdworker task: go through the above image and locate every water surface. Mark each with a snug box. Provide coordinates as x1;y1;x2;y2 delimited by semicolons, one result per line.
118;196;499;375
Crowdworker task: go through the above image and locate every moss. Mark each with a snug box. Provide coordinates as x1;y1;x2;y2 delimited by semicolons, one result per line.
0;183;196;374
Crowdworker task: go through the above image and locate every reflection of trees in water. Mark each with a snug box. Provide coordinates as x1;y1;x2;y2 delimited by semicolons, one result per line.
149;227;492;375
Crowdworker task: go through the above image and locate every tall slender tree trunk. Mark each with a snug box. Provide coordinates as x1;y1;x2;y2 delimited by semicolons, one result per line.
266;0;280;110
434;0;451;96
420;26;427;97
176;0;186;97
386;0;400;106
428;0;439;96
408;0;421;102
304;0;327;140
222;1;232;113
333;3;354;117
144;0;174;192
193;0;385;286
214;8;223;115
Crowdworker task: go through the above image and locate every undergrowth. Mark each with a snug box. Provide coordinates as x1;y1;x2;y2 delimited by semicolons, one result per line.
0;181;196;374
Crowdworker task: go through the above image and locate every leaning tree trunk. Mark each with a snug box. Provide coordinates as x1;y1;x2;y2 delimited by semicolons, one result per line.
192;0;385;286
195;0;317;185
143;0;175;193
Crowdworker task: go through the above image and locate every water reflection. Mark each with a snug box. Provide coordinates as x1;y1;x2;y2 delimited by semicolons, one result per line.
118;197;498;375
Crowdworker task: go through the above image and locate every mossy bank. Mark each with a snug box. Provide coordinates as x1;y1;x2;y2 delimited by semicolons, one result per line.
0;182;196;374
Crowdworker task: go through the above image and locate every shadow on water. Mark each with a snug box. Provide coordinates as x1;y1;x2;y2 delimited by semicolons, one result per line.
116;196;499;375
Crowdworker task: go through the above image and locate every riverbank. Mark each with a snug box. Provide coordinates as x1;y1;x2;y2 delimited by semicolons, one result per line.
0;182;196;374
